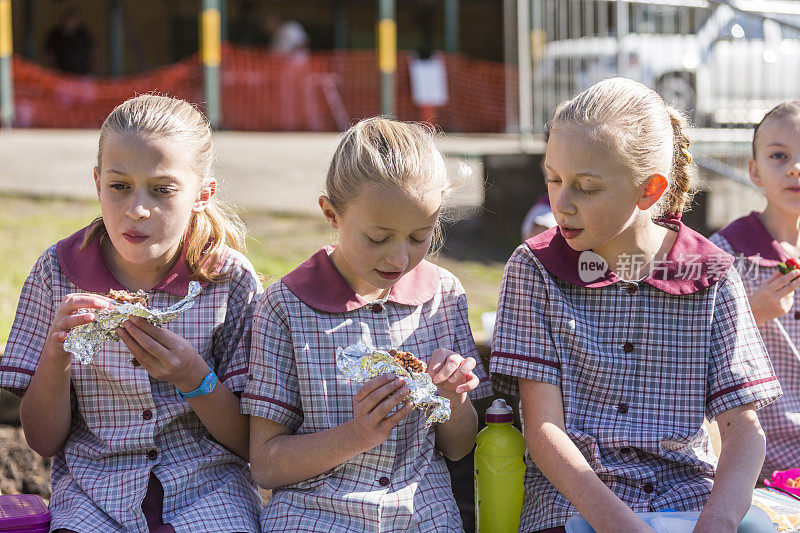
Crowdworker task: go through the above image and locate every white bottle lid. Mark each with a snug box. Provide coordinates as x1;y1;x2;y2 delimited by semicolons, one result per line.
485;398;513;423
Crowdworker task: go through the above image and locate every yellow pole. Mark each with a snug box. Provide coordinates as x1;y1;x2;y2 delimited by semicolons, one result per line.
0;0;14;128
201;0;221;128
377;0;396;117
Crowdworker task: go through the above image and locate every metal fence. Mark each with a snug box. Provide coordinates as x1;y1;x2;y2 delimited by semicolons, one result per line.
517;0;800;132
508;0;800;226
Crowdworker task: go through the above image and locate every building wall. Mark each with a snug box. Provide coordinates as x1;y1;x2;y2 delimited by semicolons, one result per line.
12;0;198;76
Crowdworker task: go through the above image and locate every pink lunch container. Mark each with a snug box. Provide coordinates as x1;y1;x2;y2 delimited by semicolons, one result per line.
764;467;800;497
0;495;50;533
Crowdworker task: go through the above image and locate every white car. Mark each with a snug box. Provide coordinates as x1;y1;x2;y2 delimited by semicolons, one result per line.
534;1;800;125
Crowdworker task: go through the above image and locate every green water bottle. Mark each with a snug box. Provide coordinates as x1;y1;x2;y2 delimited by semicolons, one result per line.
474;399;526;533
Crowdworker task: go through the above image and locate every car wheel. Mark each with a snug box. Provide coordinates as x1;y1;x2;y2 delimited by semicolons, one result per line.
657;73;696;120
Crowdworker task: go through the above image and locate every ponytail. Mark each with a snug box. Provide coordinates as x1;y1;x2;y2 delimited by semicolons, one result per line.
186;202;246;281
664;106;695;217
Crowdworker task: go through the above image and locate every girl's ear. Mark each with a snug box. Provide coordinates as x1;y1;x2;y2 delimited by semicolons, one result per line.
637;173;669;210
319;195;341;228
192;179;217;213
93;166;101;198
749;159;762;188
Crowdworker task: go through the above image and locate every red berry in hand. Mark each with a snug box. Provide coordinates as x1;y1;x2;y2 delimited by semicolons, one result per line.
787;259;800;270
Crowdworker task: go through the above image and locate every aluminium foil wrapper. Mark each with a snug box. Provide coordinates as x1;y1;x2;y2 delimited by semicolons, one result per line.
64;281;203;365
336;343;450;427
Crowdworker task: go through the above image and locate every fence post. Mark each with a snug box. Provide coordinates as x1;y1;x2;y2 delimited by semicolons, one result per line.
444;0;459;52
616;1;628;77
109;0;123;77
0;0;13;128
531;0;544;134
23;0;32;59
517;0;533;141
378;0;396;118
334;0;347;49
201;0;222;128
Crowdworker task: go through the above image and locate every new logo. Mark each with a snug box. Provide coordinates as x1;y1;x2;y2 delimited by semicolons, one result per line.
578;251;608;283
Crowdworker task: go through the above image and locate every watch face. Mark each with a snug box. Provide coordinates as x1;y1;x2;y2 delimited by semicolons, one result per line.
179;371;217;399
202;371;219;394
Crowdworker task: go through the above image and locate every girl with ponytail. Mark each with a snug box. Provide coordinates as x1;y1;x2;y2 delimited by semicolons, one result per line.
490;78;778;532
0;94;262;532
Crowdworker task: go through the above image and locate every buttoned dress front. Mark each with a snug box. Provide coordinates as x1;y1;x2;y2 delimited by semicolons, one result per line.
0;227;263;533
712;211;800;477
490;221;782;532
242;248;492;533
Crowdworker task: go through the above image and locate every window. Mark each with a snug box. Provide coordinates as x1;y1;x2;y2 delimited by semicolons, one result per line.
718;15;765;41
628;5;711;35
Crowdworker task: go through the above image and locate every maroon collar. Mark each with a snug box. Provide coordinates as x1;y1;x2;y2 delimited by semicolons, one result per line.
716;211;788;267
525;219;733;295
282;247;441;313
56;225;214;296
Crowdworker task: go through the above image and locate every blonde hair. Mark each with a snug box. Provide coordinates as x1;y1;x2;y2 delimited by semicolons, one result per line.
752;100;800;158
546;77;694;217
83;94;246;282
324;117;453;249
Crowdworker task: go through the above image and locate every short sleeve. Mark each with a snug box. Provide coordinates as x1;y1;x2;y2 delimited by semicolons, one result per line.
0;249;56;397
706;267;782;420
707;232;730;254
709;232;758;290
241;285;303;431
212;252;264;394
451;280;492;400
490;246;561;396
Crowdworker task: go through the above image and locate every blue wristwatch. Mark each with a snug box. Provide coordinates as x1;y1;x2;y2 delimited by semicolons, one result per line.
177;369;218;400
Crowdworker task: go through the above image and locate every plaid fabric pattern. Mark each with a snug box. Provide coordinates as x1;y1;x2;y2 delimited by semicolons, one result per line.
490;244;781;531
711;232;800;478
242;265;491;533
0;245;263;533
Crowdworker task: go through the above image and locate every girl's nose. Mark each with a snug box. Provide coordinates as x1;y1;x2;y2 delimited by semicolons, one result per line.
552;189;576;216
385;245;409;269
126;193;150;220
789;160;800;178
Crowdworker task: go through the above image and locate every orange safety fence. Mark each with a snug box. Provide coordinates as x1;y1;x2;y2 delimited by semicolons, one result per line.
11;43;512;132
13;55;202;129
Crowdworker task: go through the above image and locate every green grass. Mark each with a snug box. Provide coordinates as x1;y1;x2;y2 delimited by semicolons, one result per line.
0;195;504;352
0;196;101;346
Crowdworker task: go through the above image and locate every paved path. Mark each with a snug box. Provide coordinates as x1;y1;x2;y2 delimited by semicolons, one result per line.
0;129;530;215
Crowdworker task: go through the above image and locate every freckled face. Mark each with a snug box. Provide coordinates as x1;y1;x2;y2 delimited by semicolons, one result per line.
94;132;212;282
324;184;441;297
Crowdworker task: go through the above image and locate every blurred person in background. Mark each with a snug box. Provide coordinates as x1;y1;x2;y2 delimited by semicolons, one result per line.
259;14;310;130
261;15;309;54
45;8;94;75
521;194;557;241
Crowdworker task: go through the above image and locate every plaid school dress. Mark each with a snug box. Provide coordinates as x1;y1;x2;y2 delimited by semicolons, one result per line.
242;247;492;532
0;227;263;533
712;211;800;478
491;220;781;532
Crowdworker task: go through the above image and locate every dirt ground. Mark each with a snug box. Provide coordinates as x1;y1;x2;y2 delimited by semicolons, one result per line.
0;426;51;500
0;392;51;500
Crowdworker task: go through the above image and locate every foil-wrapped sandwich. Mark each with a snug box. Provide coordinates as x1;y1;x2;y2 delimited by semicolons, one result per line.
336;344;450;427
64;281;202;365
